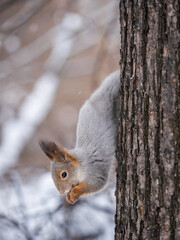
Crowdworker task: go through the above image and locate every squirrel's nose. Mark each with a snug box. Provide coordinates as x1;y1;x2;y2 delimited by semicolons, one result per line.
60;189;65;194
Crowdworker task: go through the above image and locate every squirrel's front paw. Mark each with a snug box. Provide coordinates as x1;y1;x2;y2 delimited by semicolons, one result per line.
66;189;79;204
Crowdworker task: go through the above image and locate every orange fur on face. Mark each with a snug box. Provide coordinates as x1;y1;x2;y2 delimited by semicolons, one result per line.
55;146;79;167
64;151;79;167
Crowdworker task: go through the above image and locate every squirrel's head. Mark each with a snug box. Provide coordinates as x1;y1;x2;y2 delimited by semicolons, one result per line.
39;140;79;194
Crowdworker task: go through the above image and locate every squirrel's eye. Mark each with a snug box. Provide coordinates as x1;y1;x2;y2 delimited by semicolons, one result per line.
61;171;67;179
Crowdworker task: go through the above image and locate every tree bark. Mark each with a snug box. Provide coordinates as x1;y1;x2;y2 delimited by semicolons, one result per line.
115;1;180;239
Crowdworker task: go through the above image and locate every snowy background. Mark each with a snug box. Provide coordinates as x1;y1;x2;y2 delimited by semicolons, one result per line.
0;1;119;239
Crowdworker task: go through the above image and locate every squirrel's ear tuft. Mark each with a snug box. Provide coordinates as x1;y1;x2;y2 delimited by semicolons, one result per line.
39;139;67;162
39;139;78;164
39;140;59;160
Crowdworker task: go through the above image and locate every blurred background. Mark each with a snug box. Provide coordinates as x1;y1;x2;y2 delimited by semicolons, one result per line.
0;0;119;239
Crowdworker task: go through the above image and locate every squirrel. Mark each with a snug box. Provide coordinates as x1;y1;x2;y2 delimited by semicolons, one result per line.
39;71;120;204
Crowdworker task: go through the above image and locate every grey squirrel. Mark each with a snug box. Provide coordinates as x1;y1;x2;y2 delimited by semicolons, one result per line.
40;71;120;204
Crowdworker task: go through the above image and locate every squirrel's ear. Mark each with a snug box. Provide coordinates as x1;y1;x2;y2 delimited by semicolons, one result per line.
39;140;66;162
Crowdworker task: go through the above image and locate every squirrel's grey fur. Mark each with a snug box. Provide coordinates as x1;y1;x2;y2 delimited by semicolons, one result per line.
69;71;120;193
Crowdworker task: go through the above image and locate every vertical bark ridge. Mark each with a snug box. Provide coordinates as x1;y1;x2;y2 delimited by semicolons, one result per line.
169;1;180;238
115;1;127;237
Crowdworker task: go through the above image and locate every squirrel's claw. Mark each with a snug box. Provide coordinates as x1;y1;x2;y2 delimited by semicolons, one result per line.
66;189;79;204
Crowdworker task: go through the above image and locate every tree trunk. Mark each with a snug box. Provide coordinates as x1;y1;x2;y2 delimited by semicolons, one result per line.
115;1;180;240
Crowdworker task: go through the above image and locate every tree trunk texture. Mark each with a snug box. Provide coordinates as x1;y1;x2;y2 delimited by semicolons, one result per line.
115;1;180;240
